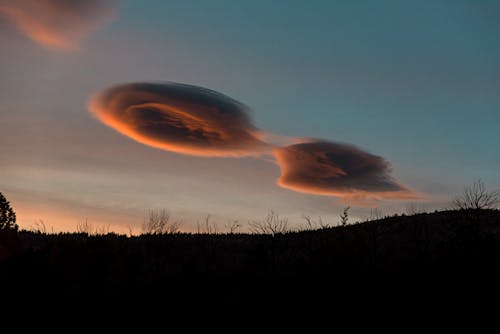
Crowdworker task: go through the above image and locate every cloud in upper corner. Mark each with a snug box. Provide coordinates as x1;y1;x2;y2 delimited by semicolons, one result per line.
89;82;269;157
274;140;418;201
0;0;116;50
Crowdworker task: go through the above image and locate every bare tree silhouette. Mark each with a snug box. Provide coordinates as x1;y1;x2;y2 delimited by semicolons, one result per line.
225;220;241;234
196;214;219;234
126;224;134;237
95;224;111;235
453;179;499;210
31;219;47;234
77;218;93;235
369;207;382;220
249;211;289;235
301;215;329;230
142;209;182;234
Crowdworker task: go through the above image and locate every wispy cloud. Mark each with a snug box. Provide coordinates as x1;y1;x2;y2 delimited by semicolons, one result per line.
274;140;418;202
89;82;269;157
0;0;116;50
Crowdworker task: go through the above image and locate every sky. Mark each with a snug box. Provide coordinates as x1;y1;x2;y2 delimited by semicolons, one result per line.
1;0;499;233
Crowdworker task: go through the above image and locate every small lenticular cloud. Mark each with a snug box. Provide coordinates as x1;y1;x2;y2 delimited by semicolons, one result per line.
0;0;116;50
89;82;269;157
274;140;417;201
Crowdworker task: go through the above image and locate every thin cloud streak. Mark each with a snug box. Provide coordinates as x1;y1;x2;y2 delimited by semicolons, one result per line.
0;0;116;50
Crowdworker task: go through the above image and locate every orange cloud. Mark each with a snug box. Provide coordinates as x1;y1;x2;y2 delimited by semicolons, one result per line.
89;82;269;157
274;140;418;201
90;81;419;201
0;0;115;50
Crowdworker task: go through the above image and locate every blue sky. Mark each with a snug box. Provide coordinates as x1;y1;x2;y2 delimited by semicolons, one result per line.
1;0;499;232
116;0;500;184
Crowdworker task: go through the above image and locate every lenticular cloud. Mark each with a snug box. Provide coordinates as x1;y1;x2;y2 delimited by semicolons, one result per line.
0;0;116;50
274;140;417;200
90;80;418;202
89;82;268;157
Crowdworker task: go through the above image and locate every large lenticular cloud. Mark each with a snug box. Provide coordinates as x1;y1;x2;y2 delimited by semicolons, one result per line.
89;82;268;157
90;80;418;201
274;140;417;200
0;0;116;50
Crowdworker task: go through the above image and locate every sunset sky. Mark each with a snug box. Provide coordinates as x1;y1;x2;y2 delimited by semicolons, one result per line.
1;0;499;233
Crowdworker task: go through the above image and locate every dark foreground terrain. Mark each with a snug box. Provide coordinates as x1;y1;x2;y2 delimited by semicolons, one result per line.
1;209;500;315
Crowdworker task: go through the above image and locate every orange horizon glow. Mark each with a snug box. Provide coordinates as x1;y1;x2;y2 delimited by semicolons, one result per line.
9;197;135;235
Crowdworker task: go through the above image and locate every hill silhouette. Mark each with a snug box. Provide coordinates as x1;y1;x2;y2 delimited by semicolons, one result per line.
1;209;500;314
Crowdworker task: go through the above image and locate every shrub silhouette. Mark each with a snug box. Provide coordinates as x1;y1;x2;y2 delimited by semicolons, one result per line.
0;192;17;231
340;206;350;226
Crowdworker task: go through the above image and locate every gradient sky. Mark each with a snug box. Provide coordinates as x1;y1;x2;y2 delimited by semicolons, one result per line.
1;0;499;233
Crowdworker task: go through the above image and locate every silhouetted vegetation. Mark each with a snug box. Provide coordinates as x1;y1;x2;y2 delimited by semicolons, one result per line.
0;192;17;231
0;192;19;262
2;184;500;312
1;208;500;312
142;209;182;234
453;179;499;210
248;211;289;235
340;206;350;226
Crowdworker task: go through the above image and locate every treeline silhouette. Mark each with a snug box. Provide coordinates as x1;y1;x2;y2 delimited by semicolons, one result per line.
1;208;500;313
